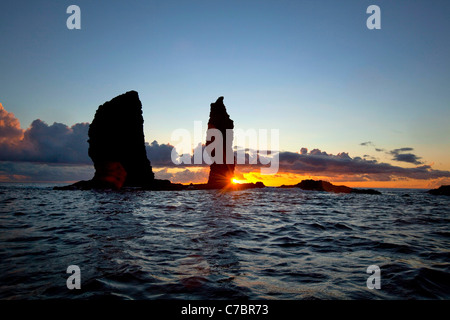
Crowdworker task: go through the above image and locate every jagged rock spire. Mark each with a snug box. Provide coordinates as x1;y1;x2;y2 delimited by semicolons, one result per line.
206;96;235;188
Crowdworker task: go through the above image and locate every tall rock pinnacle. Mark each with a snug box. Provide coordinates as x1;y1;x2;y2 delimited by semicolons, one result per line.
206;96;235;188
88;90;155;188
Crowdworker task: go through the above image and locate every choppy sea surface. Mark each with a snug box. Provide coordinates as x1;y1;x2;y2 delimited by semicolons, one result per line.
0;183;449;300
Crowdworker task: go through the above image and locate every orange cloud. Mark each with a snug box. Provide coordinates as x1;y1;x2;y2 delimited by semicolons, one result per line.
0;102;24;144
0;103;90;164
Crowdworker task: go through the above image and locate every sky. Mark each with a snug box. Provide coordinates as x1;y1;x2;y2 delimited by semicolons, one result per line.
0;0;449;187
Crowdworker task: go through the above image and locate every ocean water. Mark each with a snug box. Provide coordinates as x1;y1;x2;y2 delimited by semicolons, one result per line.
0;183;449;300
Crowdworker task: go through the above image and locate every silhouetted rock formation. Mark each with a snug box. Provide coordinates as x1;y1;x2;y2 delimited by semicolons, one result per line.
55;91;186;191
206;96;235;188
54;92;264;192
185;96;265;190
88;91;154;187
87;91;154;188
280;179;381;195
427;185;450;196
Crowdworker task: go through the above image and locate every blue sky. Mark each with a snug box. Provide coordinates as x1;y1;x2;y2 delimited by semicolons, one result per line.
1;0;449;184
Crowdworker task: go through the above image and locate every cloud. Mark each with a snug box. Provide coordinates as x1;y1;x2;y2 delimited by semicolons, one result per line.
0;161;94;183
154;167;209;184
145;140;176;167
389;147;423;165
360;141;384;152
235;148;450;182
1;103;449;184
391;147;414;153
360;141;424;165
0;103;94;182
0;103;23;143
22;120;91;163
0;105;91;164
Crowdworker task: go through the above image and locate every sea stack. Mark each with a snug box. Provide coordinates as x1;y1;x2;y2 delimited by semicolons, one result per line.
427;185;450;196
54;90;157;190
206;97;235;188
88;91;155;188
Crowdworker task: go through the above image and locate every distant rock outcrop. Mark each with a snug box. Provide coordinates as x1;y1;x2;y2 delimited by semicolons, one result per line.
205;96;236;188
280;179;381;195
297;180;353;193
427;185;450;196
350;188;381;195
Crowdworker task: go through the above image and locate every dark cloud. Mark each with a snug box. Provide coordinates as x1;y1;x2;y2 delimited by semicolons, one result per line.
145;140;176;167
361;141;384;152
0;107;91;164
360;141;423;165
390;147;414;154
23;120;91;163
0;161;94;183
391;147;414;153
389;148;423;165
392;153;422;164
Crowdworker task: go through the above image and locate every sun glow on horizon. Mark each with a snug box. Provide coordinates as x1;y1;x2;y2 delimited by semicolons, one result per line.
235;171;443;189
151;166;448;189
231;177;248;184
